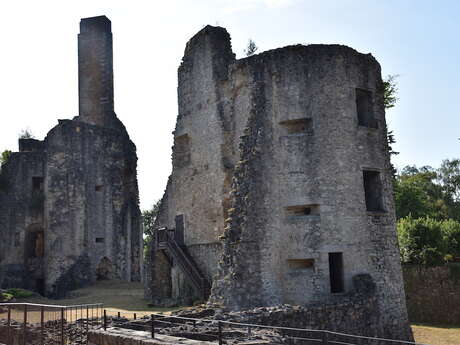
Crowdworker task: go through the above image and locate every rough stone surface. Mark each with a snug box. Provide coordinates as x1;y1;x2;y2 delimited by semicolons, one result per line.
0;16;141;298
403;264;460;324
145;25;412;341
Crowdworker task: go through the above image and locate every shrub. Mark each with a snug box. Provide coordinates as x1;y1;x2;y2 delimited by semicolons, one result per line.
6;288;34;299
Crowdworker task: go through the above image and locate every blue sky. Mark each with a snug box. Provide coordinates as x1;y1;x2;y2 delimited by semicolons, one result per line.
0;0;458;210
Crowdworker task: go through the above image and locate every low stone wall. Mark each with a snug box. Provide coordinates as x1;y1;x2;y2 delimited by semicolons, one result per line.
88;328;214;345
403;264;460;324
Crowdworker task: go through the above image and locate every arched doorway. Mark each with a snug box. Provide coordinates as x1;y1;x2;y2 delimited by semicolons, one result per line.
96;257;113;280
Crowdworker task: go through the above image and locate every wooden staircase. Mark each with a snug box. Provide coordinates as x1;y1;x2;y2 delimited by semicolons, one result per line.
154;228;211;300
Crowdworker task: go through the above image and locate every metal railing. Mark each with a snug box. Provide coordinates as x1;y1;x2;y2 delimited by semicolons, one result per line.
103;311;429;345
0;303;103;345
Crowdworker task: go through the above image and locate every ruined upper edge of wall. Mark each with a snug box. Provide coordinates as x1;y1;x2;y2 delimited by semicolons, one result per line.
180;25;381;78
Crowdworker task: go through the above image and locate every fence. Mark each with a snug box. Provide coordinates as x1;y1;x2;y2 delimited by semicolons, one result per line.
0;303;103;345
104;311;429;345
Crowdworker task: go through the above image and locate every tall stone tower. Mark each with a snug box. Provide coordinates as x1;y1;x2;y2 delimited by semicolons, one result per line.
78;16;114;127
146;26;412;341
0;16;141;297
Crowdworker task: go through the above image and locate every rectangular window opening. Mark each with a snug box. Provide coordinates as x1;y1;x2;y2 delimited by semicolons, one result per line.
279;118;313;135
14;232;20;247
329;252;344;293
95;185;103;192
356;88;377;128
288;259;315;270
95;237;105;243
32;177;44;192
363;170;384;212
285;204;320;216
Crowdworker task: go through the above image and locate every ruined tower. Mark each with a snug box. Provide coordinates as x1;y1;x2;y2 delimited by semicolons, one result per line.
146;26;412;340
0;16;141;297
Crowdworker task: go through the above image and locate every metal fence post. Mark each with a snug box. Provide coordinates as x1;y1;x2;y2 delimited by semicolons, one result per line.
41;306;45;345
86;307;89;345
61;307;65;345
322;330;328;345
23;304;27;345
7;306;11;345
218;321;223;345
151;314;155;338
103;310;107;331
134;313;137;320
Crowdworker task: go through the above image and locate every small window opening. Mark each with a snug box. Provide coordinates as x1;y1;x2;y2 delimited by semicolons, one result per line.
32;177;44;192
173;134;191;167
14;232;20;247
280;118;313;135
329;252;344;293
36;279;45;296
95;237;105;243
356;88;377;128
95;185;103;192
363;170;384;212
26;230;44;258
288;259;315;270
285;204;320;216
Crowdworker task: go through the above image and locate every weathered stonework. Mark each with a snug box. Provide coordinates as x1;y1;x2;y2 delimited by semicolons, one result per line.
0;16;142;298
146;25;412;341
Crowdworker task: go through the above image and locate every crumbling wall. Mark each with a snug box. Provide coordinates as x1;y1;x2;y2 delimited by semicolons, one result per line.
148;25;412;341
0;16;142;298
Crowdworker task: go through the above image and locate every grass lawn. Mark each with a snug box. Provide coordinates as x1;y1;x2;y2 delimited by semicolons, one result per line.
412;324;460;345
16;280;460;344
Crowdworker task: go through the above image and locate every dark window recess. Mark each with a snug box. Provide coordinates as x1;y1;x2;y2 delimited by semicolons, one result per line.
95;185;103;192
173;134;191;168
14;232;20;247
279;118;313;135
32;177;44;192
26;230;44;258
175;214;185;246
36;279;45;296
286;204;320;216
329;252;344;293
95;237;105;243
288;259;315;269
356;88;377;128
363;170;384;212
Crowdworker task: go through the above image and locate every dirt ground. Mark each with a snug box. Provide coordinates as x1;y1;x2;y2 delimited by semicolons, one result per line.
22;280;180;317
17;280;460;345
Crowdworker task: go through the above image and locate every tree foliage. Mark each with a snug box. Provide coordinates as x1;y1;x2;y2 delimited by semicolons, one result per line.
383;74;399;109
142;200;161;240
0;150;12;166
244;39;258;57
19;129;35;139
398;216;460;265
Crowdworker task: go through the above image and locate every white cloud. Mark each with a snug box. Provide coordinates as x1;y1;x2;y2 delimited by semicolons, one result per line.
222;0;296;14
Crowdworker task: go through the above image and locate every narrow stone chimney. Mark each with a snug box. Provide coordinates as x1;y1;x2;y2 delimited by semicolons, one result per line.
78;15;114;127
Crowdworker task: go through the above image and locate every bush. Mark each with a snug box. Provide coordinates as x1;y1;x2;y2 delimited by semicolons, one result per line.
6;288;34;299
0;292;14;302
397;216;445;265
397;216;460;265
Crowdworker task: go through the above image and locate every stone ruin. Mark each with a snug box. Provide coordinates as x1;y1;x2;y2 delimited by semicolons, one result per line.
0;16;142;298
145;25;413;341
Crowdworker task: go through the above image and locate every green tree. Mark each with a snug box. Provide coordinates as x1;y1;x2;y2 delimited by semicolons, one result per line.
394;166;448;220
244;39;258;57
441;219;460;258
0;150;12;165
19;129;35;139
142;200;161;240
397;216;445;265
383;74;399;109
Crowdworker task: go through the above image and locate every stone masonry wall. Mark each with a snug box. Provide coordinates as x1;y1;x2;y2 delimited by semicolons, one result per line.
147;25;412;341
403;264;460;324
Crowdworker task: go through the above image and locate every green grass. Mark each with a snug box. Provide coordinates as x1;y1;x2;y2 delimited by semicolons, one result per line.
6;288;34;299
